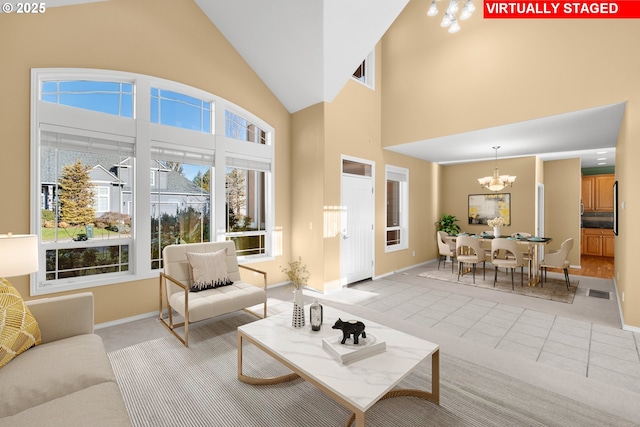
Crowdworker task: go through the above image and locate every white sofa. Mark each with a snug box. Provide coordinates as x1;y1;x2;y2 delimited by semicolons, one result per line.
159;241;267;346
0;293;131;426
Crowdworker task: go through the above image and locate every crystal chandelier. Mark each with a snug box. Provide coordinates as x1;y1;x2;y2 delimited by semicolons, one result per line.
477;146;516;192
427;0;476;34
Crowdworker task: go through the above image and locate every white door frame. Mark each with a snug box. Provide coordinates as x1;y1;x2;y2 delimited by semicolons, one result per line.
340;155;375;286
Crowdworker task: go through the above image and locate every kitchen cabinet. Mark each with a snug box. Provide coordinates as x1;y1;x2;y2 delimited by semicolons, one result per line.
581;174;614;211
582;228;614;257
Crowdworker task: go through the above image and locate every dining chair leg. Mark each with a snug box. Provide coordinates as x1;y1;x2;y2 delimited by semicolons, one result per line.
494;266;498;287
472;263;476;284
511;268;515;290
520;266;524;287
482;261;486;280
457;262;462;281
564;268;570;290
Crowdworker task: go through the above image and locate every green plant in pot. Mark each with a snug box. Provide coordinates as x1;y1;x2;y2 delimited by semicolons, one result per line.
435;214;461;235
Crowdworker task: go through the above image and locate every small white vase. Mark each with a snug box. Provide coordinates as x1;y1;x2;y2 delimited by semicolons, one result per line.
493;226;501;237
292;288;305;328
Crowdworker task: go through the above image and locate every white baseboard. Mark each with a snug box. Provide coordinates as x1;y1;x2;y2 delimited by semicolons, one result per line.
95;310;158;330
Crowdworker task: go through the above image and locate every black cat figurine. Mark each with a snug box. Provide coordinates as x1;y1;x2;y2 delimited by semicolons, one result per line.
332;318;366;344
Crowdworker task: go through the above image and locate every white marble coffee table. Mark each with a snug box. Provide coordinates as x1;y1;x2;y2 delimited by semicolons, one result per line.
237;305;440;427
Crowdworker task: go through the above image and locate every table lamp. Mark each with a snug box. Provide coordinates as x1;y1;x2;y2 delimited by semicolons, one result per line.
0;233;39;278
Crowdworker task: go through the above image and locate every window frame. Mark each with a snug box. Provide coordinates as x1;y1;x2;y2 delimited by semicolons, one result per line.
351;50;375;89
385;165;409;252
31;69;275;296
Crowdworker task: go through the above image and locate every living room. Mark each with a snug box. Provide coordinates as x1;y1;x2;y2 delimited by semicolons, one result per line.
1;0;639;425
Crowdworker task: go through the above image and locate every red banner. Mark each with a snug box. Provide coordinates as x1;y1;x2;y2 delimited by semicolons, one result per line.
484;0;640;18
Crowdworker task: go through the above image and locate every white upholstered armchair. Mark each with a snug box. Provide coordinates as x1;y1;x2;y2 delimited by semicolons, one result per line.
159;241;267;346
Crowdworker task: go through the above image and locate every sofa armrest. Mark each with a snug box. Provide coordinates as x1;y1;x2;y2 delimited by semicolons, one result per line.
26;292;94;344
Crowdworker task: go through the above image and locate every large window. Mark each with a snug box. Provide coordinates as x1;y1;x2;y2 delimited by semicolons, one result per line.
32;69;274;295
385;165;408;252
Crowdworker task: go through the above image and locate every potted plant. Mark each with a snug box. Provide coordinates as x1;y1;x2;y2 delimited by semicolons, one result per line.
435;214;461;235
281;257;309;327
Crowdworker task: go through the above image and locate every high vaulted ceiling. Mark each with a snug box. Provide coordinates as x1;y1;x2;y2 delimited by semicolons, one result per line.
194;0;409;113
44;0;622;168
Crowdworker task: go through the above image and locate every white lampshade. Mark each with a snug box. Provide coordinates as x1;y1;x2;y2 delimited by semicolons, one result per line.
0;234;39;277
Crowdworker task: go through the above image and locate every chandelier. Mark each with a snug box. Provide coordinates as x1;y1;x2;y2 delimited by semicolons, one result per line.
427;0;476;33
477;146;516;192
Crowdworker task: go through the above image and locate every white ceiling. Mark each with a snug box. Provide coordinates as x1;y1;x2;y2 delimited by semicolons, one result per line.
46;0;623;168
386;103;625;168
194;0;409;114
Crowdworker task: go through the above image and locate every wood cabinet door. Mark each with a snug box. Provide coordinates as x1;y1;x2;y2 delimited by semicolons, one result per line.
583;232;603;256
581;176;594;211
595;175;615;211
603;235;615;257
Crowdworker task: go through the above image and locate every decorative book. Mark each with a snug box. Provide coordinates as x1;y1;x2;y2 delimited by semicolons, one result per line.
322;333;386;365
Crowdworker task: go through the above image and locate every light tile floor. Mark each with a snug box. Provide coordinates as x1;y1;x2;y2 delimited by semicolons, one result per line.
302;264;640;396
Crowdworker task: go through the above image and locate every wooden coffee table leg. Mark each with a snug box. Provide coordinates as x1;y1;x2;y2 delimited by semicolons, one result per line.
237;332;299;385
346;349;440;426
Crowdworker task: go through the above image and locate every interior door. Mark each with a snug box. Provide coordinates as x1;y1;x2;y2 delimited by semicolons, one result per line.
341;172;374;285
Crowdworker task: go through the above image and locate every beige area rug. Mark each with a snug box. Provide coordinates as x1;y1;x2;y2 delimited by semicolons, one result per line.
107;311;634;427
418;267;578;304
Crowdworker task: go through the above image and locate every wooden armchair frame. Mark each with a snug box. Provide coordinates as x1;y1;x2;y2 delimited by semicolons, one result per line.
158;242;267;347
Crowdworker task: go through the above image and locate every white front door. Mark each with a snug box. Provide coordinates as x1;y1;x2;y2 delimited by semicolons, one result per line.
341;173;374;285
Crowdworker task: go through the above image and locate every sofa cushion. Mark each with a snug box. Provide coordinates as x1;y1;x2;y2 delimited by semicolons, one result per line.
0;278;41;368
169;280;266;323
0;382;131;427
186;248;233;291
0;334;115;418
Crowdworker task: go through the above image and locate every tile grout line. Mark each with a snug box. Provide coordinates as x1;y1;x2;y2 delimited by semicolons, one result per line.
535;314;558;363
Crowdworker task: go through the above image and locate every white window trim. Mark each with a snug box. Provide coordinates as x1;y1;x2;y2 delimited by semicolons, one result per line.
351;50;375;90
385;165;409;253
30;68;275;295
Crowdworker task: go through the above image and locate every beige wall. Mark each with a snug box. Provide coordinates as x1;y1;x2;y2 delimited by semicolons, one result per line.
0;0;292;323
292;43;438;291
441;157;537;236
381;0;640;328
543;159;581;266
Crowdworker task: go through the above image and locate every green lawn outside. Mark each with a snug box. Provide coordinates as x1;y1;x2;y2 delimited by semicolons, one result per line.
41;226;121;241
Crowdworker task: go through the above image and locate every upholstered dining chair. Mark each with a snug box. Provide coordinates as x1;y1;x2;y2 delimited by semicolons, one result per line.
456;235;486;283
491;238;527;289
437;231;456;273
539;238;574;290
509;232;533;265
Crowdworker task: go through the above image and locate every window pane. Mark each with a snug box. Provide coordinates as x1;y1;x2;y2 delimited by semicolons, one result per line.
343;159;372;177
41;80;133;118
46;245;129;280
225;110;267;144
40;144;132;243
150;88;212;133
387;180;400;228
150;160;211;269
386;230;400;247
353;60;366;82
225;167;266;256
40;134;133;282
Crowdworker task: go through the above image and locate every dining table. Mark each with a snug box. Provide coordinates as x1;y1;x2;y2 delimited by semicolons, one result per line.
445;233;552;286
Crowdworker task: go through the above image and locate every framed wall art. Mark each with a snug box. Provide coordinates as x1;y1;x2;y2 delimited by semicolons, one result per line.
468;193;511;225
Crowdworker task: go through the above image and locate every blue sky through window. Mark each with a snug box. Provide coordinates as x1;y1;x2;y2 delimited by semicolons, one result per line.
42;80;133;117
151;88;211;133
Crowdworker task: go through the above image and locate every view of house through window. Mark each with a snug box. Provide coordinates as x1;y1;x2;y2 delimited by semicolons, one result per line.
150;158;211;270
32;70;274;294
40;130;133;282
